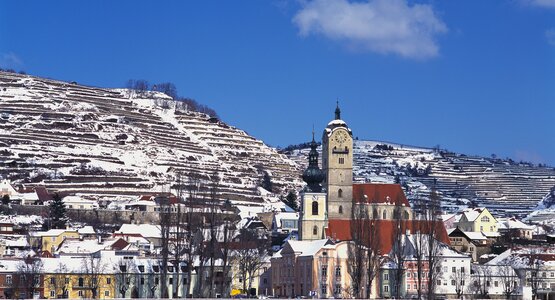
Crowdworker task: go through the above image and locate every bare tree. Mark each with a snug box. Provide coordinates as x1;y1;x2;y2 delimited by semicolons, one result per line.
471;264;492;299
219;215;237;297
184;172;203;298
412;194;427;299
233;228;269;296
171;173;187;298
497;264;518;299
391;195;409;299
424;188;443;300
15;257;43;299
365;204;382;299
207;173;220;298
158;194;172;298
450;268;468;299
528;250;545;300
115;258;136;298
50;263;70;298
81;256;107;299
347;200;367;298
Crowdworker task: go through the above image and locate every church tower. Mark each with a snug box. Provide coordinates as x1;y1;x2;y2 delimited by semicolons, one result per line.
299;131;328;241
322;102;353;220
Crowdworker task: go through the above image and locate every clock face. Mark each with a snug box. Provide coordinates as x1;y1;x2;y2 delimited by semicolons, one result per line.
334;130;348;144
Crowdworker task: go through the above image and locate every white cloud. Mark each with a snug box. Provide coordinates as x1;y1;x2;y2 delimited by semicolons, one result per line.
525;0;555;8
546;28;555;46
0;52;23;69
292;0;447;59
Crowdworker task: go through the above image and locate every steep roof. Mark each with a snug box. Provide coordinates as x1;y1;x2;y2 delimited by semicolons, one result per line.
326;219;449;254
352;183;410;206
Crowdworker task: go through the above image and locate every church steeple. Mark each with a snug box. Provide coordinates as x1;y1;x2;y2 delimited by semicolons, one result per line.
302;129;325;192
335;100;341;120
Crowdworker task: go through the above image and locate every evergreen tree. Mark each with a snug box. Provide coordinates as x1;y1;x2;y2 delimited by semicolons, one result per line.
49;193;68;229
1;194;10;206
284;190;298;211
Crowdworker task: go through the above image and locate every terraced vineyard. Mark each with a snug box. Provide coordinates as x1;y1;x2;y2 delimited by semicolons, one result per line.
0;71;303;203
287;140;555;217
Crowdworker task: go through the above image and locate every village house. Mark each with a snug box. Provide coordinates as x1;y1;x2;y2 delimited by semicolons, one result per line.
448;227;490;261
29;229;80;254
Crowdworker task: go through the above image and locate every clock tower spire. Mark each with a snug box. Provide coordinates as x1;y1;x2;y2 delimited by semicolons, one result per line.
322;102;353;220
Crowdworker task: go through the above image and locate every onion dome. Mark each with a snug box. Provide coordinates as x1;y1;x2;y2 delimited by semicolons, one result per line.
302;130;325;192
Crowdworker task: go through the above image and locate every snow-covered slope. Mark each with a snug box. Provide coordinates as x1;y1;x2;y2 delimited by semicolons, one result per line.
0;71;303;203
286;141;555;217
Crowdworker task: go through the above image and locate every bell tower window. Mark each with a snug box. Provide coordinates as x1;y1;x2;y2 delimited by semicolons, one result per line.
312;201;319;215
382;210;387;220
338;189;343;198
339;157;345;164
313;226;318;236
339;205;343;214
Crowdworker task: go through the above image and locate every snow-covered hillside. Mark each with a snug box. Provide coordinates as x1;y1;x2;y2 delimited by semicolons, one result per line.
0;71;303;203
286;141;555;217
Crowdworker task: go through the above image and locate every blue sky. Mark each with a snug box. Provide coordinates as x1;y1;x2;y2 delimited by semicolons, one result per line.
1;0;554;165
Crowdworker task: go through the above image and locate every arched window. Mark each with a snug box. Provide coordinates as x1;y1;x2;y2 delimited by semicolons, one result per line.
339;205;343;214
373;209;378;219
382;210;387;220
338;189;343;198
313;226;318;236
312;201;319;215
404;210;410;220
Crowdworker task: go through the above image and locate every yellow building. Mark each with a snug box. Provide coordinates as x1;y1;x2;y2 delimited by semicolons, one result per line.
30;229;80;253
42;257;116;299
456;207;498;233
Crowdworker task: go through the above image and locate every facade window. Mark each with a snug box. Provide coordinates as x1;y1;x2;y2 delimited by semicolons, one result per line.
383;285;389;292
321;283;327;295
383;210;387;219
339;206;343;214
140;277;145;285
437;280;441;286
50;290;55;298
339;157;344;164
313;226;318;236
480;226;483;231
106;278;111;284
461;267;465;273
322;266;328;277
50;277;55;285
383;273;389;281
404;211;409;219
338;189;343;198
104;291;109;297
155;277;159;284
494;281;499;287
452;267;456;273
6;275;12;285
335;284;341;294
78;277;84;287
543;272;547;278
78;291;83;297
65;277;69;284
335;267;341;277
481;216;490;222
407;272;411;278
312;201;319;215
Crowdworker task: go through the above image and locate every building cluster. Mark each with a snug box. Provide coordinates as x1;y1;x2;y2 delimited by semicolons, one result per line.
0;106;554;299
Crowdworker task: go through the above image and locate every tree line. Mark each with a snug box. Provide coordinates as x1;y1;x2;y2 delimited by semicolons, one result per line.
126;79;218;119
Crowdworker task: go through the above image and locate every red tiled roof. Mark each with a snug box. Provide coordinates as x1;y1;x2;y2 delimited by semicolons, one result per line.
352;183;410;206
326;218;449;254
111;238;130;250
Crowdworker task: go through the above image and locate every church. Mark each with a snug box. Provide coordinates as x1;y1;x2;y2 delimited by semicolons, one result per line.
298;104;445;250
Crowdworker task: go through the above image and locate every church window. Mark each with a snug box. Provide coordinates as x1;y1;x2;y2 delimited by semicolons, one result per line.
313;226;318;236
339;205;343;214
404;210;409;220
382;210;387;220
312;201;319;215
373;209;378;219
338;189;343;198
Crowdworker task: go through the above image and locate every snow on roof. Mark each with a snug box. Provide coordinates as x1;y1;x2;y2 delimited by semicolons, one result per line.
287;239;330;257
0;214;42;225
63;195;97;204
327;119;346;127
497;217;534;230
30;228;77;237
461;208;484;222
115;224;161;239
78;226;96;235
482;231;500;238
273;212;299;228
0;234;29;248
57;238;107;255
